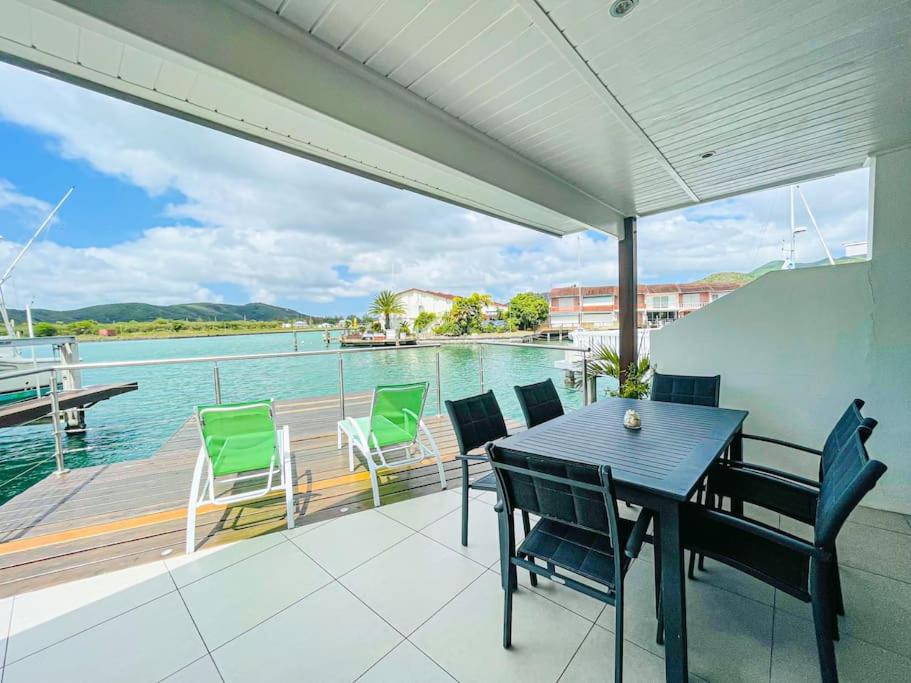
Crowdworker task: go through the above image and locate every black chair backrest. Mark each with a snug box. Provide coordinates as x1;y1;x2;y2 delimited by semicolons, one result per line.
445;390;508;455
487;443;621;546
650;372;721;407
814;429;887;548
514;378;564;428
820;399;877;478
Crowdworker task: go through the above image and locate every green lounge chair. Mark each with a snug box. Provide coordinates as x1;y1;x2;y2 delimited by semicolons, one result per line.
337;382;446;506
186;400;294;553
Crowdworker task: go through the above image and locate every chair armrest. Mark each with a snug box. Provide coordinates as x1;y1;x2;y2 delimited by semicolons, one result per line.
742;433;822;456
625;509;654;559
725;461;820;489
456;452;489;462
695;507;818;557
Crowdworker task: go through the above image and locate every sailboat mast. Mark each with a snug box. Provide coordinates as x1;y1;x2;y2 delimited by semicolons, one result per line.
0;186;74;337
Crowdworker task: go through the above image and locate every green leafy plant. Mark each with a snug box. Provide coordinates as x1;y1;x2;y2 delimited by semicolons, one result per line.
507;292;549;330
436;293;492;336
370;320;383;333
368;290;405;330
413;311;436;333
609;363;651;399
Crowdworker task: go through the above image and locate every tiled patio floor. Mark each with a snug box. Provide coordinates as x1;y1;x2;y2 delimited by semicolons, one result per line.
1;487;909;682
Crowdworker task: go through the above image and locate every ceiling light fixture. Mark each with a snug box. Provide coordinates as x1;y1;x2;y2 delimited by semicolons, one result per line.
609;0;639;18
699;151;716;159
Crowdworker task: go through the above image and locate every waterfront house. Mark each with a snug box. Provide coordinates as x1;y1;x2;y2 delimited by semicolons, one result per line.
549;282;742;329
0;1;909;681
396;288;507;328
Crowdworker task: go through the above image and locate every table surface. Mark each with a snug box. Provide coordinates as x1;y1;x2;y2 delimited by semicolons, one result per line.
498;398;748;501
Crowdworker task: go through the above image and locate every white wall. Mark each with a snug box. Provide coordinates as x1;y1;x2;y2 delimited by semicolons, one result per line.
651;147;911;514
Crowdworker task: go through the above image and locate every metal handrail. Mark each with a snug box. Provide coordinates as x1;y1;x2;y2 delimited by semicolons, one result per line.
0;342;444;477
0;342;443;382
474;340;590;353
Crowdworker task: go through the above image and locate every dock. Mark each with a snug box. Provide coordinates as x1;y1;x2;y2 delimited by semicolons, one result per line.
0;382;139;429
0;392;508;597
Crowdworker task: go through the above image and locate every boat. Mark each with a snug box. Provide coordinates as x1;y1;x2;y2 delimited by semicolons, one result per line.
340;334;417;347
0;188;74;405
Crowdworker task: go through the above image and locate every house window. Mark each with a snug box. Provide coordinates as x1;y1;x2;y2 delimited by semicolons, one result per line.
682;293;700;307
711;292;727;301
555;297;577;308
584;295;614;305
648;295;671;309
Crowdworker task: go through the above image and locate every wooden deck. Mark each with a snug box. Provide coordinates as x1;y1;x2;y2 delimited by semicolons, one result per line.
0;382;139;428
0;393;502;597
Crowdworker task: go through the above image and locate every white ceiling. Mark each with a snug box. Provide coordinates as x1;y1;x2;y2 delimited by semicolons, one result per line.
1;0;909;238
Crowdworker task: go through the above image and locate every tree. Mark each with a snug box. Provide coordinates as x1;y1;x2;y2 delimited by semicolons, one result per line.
507;292;549;330
368;290;405;330
413;311;436;333
33;322;58;337
436;293;491;336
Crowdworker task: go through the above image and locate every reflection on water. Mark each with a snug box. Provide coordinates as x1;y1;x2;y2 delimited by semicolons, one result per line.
0;331;596;502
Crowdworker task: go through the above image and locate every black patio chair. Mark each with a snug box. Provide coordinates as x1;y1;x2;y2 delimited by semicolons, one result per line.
649;371;722;577
488;442;654;683
514;378;564;428
445;391;537;585
650;371;721;407
703;399;878;613
666;429;887;682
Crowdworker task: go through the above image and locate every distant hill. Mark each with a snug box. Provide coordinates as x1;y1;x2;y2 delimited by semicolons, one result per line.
9;302;309;324
696;256;865;285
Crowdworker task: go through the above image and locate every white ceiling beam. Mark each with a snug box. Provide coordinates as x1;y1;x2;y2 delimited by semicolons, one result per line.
40;0;626;235
516;0;700;206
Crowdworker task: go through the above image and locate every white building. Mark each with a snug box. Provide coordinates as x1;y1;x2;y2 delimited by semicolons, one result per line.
396;289;506;327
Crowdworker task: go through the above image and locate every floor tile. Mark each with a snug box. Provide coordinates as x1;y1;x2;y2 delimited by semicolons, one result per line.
780;517;911;583
3;592;205;683
289;509;413;577
512;568;607;623
180;540;331;649
775;564;911;659
473;490;497;504
213;582;402;682
688;555;775;606
6;560;174;664
376;489;463;531
162;654;223;682
422;498;504;567
600;565;774;682
411;571;592;683
559;623;672;683
358;640;454;682
771;610;911;682
848;506;911;535
0;596;12;668
282;516;333;539
166;531;285;587
341;533;485;634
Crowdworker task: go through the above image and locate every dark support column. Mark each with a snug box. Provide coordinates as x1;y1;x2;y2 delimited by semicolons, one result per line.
618;216;638;384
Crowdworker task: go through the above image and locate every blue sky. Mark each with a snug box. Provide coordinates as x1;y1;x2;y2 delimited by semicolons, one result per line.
0;63;870;316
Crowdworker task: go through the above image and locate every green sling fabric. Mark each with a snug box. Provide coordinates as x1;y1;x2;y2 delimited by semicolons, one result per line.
197;401;277;477
366;382;427;448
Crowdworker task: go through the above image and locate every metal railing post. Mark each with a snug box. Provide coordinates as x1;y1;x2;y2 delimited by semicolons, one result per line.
337;352;346;419
582;355;590;406
48;371;67;474
478;345;484;393
213;363;222;404
435;347;442;416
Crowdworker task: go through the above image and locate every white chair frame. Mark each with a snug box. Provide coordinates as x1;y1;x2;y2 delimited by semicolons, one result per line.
186;402;294;554
337;387;446;507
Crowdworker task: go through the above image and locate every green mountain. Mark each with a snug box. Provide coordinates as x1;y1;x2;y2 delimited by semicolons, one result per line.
9;302;309;324
697;256;865;285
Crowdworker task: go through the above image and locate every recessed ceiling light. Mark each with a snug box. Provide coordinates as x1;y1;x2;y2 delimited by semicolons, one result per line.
610;0;639;18
699;151;716;159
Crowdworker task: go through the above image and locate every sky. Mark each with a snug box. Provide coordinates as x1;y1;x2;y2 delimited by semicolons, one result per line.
0;62;870;316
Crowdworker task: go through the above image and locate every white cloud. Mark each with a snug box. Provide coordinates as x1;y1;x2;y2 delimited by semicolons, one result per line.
0;63;870;312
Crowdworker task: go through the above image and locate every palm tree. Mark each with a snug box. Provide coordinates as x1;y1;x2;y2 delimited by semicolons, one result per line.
369;290;405;330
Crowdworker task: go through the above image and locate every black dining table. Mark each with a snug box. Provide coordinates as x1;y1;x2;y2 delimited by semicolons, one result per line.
497;396;748;683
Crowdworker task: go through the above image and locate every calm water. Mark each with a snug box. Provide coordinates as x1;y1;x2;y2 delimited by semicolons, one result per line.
0;331;594;502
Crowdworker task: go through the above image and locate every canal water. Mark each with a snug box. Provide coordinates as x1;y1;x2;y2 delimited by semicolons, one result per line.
0;331;597;503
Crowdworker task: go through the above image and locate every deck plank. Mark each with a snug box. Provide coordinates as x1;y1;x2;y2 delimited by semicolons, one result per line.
0;393;504;596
